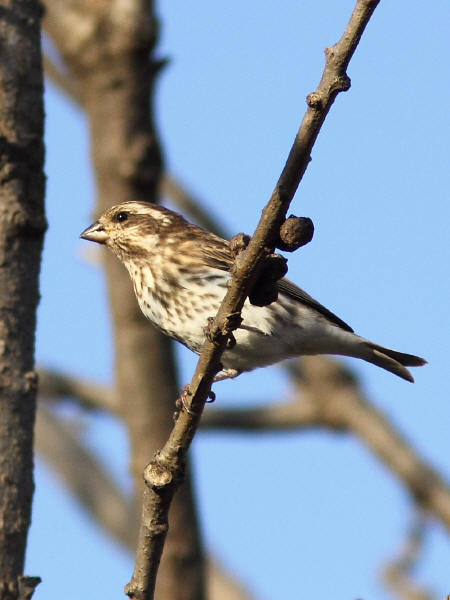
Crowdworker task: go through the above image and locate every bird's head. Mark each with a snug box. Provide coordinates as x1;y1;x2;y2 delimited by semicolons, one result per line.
80;201;189;262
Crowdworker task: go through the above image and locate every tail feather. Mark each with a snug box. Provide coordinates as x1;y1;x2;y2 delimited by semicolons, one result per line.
370;343;427;367
363;342;427;383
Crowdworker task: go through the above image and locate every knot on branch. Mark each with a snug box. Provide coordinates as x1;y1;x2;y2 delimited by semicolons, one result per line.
0;194;47;238
228;232;289;307
306;92;322;110
324;45;336;60
151;56;170;77
4;370;40;396
229;232;251;257
330;74;351;94
0;576;41;600
18;576;41;600
249;253;287;307
144;461;173;489
276;215;314;252
23;371;39;394
205;313;243;343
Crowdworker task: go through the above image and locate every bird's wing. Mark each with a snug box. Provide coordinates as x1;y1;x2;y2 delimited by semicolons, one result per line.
202;241;353;333
277;278;354;332
201;240;234;271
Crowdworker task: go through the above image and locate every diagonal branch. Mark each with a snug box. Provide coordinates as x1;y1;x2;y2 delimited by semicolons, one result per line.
43;54;82;104
202;357;450;535
126;1;381;598
36;403;140;547
43;48;226;243
160;176;227;239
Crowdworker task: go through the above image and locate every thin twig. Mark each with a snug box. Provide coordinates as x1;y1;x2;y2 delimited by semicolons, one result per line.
125;2;381;598
382;511;434;600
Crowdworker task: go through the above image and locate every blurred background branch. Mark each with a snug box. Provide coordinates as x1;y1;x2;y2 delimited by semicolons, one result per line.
382;511;434;600
38;355;450;535
35;402;254;599
38;349;447;598
43;1;205;598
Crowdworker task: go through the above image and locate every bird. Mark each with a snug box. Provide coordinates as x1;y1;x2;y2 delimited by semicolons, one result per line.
80;201;426;383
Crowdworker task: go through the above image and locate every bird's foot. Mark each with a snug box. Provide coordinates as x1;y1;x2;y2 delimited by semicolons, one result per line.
175;385;216;415
206;390;216;403
175;384;196;415
213;368;241;382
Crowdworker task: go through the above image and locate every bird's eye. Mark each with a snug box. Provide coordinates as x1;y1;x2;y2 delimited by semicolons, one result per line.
115;212;128;223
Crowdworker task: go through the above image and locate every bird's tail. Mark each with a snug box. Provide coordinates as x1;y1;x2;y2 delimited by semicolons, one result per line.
359;341;427;382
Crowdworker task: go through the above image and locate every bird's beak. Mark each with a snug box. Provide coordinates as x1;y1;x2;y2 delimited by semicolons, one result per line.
80;221;109;244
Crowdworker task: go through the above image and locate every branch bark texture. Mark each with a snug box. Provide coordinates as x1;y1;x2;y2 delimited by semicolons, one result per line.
126;1;381;598
0;0;45;597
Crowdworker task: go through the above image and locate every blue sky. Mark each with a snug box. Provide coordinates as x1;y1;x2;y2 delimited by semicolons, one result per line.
30;1;449;598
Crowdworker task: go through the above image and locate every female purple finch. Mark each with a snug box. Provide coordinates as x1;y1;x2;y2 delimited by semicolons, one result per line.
81;201;426;382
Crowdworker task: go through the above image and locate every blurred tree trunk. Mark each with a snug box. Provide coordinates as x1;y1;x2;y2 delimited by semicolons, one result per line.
0;0;45;598
43;2;205;598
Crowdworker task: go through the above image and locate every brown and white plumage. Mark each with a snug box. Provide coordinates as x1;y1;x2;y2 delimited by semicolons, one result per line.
80;201;426;382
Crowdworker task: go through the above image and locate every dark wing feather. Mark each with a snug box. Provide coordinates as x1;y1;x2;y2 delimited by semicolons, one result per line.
201;239;353;333
201;238;234;271
277;278;354;332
